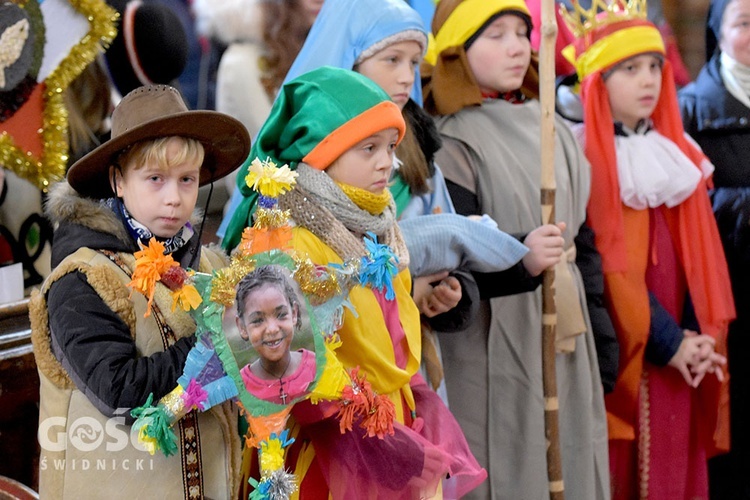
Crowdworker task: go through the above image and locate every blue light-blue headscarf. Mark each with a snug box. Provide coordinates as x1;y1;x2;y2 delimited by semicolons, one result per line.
283;0;427;104
407;0;436;30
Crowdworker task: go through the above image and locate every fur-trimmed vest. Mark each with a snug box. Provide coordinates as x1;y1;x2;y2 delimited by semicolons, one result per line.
30;184;240;499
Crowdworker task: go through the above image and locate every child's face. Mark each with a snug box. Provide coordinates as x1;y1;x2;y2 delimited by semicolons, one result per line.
325;128;399;193
356;40;423;110
720;0;750;67
115;137;201;238
465;14;531;94
298;0;324;27
604;54;662;130
236;284;298;364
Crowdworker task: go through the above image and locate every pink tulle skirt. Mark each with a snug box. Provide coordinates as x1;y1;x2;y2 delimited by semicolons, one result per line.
290;377;487;499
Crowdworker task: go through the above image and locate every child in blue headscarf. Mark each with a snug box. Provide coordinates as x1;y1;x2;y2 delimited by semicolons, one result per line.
282;0;449;221
222;0;564;401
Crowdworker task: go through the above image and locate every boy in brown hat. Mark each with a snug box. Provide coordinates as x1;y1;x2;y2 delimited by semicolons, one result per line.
30;85;250;499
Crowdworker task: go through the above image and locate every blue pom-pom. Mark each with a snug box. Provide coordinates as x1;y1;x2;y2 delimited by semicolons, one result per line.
359;232;399;300
258;195;276;209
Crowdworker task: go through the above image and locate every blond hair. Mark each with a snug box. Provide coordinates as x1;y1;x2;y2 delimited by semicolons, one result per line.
117;136;205;172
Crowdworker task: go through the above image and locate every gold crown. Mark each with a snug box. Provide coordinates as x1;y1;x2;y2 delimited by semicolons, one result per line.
559;0;649;38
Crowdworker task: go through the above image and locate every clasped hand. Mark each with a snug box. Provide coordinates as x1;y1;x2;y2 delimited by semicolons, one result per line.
413;271;462;318
668;330;727;388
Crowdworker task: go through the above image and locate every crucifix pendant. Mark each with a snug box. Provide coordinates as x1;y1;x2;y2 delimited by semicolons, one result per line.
279;380;288;405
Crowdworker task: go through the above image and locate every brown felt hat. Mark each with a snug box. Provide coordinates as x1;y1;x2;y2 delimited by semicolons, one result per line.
67;84;251;199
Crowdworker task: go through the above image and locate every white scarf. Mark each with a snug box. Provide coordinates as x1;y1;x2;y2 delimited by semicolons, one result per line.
614;123;713;210
720;51;750;109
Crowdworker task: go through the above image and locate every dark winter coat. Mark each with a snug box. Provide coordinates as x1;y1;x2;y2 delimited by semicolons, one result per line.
30;182;240;499
679;57;750;329
679;53;750;500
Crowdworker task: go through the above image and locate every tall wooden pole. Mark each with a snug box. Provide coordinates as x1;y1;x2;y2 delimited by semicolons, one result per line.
539;1;564;499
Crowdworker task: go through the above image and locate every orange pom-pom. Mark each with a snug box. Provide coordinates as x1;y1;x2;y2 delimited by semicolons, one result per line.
127;238;178;317
336;367;395;437
362;394;396;439
337;382;370;434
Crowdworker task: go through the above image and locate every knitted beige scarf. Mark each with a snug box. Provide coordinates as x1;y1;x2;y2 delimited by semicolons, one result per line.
278;164;410;271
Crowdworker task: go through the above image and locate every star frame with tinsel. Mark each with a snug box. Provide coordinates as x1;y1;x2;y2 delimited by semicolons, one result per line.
0;0;117;191
127;161;401;499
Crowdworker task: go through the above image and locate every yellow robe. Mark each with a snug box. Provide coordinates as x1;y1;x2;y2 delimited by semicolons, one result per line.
240;226;426;499
290;226;422;419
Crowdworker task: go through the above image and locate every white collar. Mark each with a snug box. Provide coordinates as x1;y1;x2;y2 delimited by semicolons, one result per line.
613;129;710;209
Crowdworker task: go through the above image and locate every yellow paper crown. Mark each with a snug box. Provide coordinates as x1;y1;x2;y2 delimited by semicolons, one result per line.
560;0;648;38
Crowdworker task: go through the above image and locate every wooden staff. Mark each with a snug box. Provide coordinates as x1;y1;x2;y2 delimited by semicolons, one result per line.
539;0;564;499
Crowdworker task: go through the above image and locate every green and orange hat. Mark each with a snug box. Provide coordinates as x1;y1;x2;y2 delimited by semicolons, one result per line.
223;66;406;250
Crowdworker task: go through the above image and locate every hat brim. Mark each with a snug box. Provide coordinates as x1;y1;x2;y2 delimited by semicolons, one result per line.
67;110;251;199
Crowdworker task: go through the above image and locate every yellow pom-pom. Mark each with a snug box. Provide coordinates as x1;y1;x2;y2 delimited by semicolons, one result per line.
138;427;158;456
244;157;298;198
259;437;285;472
209;268;236;307
254;207;292;229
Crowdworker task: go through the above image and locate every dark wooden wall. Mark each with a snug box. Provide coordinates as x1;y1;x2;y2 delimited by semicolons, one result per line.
0;299;39;492
664;0;712;79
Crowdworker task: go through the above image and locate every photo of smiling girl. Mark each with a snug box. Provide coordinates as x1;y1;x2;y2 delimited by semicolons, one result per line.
235;265;316;405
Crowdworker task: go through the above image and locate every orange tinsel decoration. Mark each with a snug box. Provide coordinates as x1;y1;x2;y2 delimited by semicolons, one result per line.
127;238;178;317
337;367;395;438
238;226;292;255
363;394;396;439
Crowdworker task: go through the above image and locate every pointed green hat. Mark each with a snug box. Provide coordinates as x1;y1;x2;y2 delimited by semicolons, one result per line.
223;66;405;250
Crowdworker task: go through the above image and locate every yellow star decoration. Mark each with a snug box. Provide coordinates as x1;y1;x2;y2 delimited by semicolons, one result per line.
171;283;203;312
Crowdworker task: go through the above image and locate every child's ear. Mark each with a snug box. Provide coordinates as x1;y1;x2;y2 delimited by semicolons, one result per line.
292;303;300;329
109;165;124;197
235;316;249;341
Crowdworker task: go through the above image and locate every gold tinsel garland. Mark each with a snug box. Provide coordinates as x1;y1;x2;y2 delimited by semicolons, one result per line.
0;0;118;191
254;207;292;229
294;258;341;306
210;256;257;308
